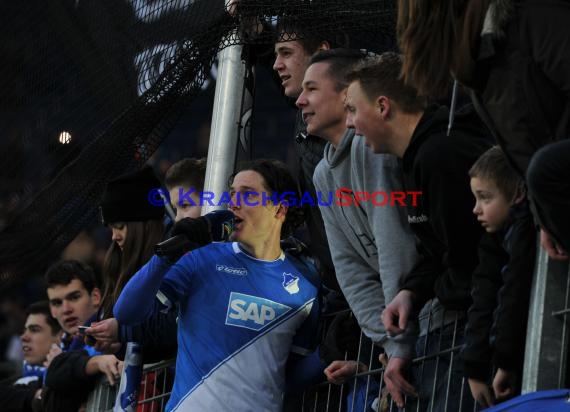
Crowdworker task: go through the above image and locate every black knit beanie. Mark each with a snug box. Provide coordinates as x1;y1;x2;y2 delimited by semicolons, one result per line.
100;166;165;224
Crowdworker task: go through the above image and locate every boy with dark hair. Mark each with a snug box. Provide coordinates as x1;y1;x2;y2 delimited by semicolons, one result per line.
21;301;62;368
273;19;333;99
0;300;61;412
45;259;99;297
272;22;341;293
43;260;123;412
164;157;207;221
464;146;536;408
45;260;101;346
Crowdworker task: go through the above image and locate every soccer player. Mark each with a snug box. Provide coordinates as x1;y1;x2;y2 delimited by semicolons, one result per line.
114;159;320;411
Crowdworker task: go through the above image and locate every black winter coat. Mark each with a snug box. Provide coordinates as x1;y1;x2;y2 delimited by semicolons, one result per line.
462;202;536;380
401;105;492;310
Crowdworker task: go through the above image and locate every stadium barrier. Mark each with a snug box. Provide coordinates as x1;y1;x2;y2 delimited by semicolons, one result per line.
85;249;568;412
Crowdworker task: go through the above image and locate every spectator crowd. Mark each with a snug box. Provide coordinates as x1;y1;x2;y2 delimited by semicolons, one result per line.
1;0;569;411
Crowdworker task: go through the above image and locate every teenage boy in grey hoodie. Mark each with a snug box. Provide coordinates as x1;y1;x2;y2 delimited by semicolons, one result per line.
296;48;420;403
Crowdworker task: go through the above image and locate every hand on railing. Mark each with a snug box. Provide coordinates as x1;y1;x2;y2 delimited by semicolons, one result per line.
468;378;495;408
86;355;124;386
540;229;568;261
324;360;367;385
493;368;517;403
383;356;417;409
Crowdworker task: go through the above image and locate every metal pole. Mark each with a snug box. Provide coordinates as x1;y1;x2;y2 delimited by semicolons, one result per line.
522;246;570;392
202;32;246;214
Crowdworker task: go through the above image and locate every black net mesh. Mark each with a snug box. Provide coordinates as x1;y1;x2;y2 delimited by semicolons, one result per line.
235;0;397;51
0;0;397;287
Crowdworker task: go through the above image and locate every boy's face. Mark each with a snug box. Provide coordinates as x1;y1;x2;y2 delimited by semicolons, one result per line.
47;279;101;335
470;177;512;232
169;186;202;222
273;39;312;98
345;81;388;153
20;313;61;366
295;62;347;141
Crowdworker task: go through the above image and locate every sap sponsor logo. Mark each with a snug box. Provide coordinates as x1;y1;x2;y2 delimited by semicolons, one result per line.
282;273;300;294
226;292;291;331
216;264;247;276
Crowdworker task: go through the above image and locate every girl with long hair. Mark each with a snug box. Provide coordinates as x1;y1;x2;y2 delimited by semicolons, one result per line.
97;166;165;319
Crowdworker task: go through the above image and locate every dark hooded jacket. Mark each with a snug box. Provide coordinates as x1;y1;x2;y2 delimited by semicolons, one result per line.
400;104;492;309
462;201;536;381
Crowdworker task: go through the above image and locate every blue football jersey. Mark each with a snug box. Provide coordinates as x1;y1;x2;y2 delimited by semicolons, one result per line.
158;242;319;412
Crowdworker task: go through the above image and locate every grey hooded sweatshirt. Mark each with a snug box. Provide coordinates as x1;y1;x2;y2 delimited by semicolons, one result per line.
313;129;420;358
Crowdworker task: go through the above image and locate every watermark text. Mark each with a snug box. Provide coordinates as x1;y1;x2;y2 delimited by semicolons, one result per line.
148;188;421;208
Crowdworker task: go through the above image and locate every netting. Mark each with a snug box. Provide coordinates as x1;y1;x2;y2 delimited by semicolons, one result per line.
0;0;398;286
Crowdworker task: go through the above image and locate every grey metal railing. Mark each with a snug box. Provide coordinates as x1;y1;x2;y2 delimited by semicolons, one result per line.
87;246;570;412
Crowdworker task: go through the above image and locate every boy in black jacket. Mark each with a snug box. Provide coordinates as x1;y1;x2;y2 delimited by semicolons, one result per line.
464;146;536;408
345;52;491;410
